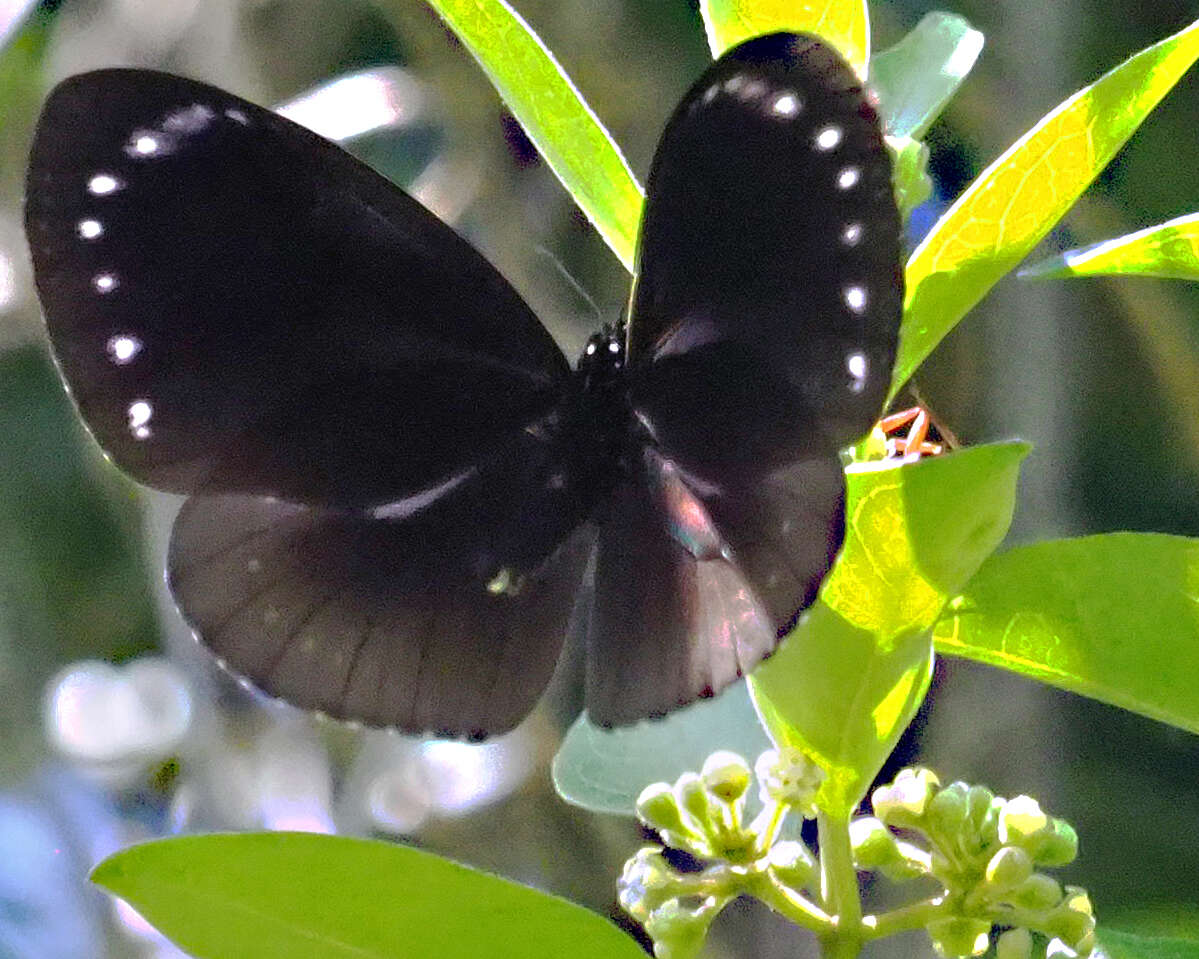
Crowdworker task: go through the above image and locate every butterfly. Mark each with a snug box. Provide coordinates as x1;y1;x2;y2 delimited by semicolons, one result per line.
24;32;902;740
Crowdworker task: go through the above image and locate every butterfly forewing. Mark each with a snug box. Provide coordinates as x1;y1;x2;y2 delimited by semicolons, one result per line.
25;69;569;507
27;68;599;737
627;32;902;481
584;33;903;720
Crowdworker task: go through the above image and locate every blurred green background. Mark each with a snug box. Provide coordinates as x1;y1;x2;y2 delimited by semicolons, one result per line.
1;0;1198;956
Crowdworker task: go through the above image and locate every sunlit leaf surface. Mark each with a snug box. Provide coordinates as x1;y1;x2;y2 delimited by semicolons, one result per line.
750;442;1029;813
892;17;1199;402
92;834;645;959
1020;212;1199;281
934;533;1199;736
422;0;643;271
869;11;983;139
1097;927;1199;958
700;0;870;77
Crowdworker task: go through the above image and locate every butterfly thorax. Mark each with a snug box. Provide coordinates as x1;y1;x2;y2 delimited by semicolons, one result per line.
566;321;630;516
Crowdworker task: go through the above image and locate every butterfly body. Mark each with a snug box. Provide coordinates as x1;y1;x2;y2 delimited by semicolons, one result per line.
26;33;902;738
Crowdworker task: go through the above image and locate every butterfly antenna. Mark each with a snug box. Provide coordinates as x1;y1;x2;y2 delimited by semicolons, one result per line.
534;245;603;325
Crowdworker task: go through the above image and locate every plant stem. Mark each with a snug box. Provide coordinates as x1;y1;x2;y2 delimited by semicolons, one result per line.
751;872;832;933
817;810;863;958
862;898;944;940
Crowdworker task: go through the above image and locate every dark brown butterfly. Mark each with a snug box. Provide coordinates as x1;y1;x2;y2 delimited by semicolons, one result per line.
24;33;902;740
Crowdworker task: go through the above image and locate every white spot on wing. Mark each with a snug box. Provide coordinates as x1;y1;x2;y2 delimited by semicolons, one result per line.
106;335;142;364
88;174;120;196
127;400;153;440
741;79;766;101
815;125;842;151
131;134;160;156
771;91;800;117
163;104;216;134
93;273;118;293
847;352;868;393
842;223;862;246
844;285;867;314
837;166;860;190
78;219;103;240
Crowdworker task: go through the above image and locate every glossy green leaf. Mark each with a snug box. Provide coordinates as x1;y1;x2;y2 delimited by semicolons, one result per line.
552;682;771;815
888;134;932;222
869;11;983;139
1097;928;1199;958
750;442;1030;813
422;0;643;271
891;16;1199;403
91;833;645;959
933;533;1199;736
700;0;870;76
1020;212;1199;281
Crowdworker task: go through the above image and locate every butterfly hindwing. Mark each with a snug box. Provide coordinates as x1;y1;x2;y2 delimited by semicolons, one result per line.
585;445;844;726
168;423;595;738
25;69;569;508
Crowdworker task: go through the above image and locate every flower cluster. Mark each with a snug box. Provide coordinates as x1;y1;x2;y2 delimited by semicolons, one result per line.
618;748;824;958
861;768;1094;958
618;756;1093;959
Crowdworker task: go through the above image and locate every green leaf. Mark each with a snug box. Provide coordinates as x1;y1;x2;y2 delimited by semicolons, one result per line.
552;682;770;815
749;442;1029;813
891;16;1199;403
933;533;1199;736
1097;927;1199;958
1020;212;1199;281
421;0;642;272
888;134;932;222
699;0;870;76
91;833;645;959
869;11;983;139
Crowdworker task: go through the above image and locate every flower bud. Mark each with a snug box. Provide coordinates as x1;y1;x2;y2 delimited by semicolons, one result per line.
675;773;712;831
1007;872;1063;910
927;782;970;840
872;767;940;828
1030;819;1078;867
1044;887;1095;952
637;782;689;834
849;816;900;869
644;896;724;959
996;928;1032;959
927;916;991;957
701;751;752;804
999;796;1049;847
965;785;996;830
984;846;1034;894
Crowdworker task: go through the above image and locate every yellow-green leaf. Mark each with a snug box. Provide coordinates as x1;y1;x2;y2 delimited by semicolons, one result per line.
422;0;643;271
891;17;1199;402
92;833;646;959
1020;211;1199;281
700;0;870;76
749;442;1029;813
934;533;1199;736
